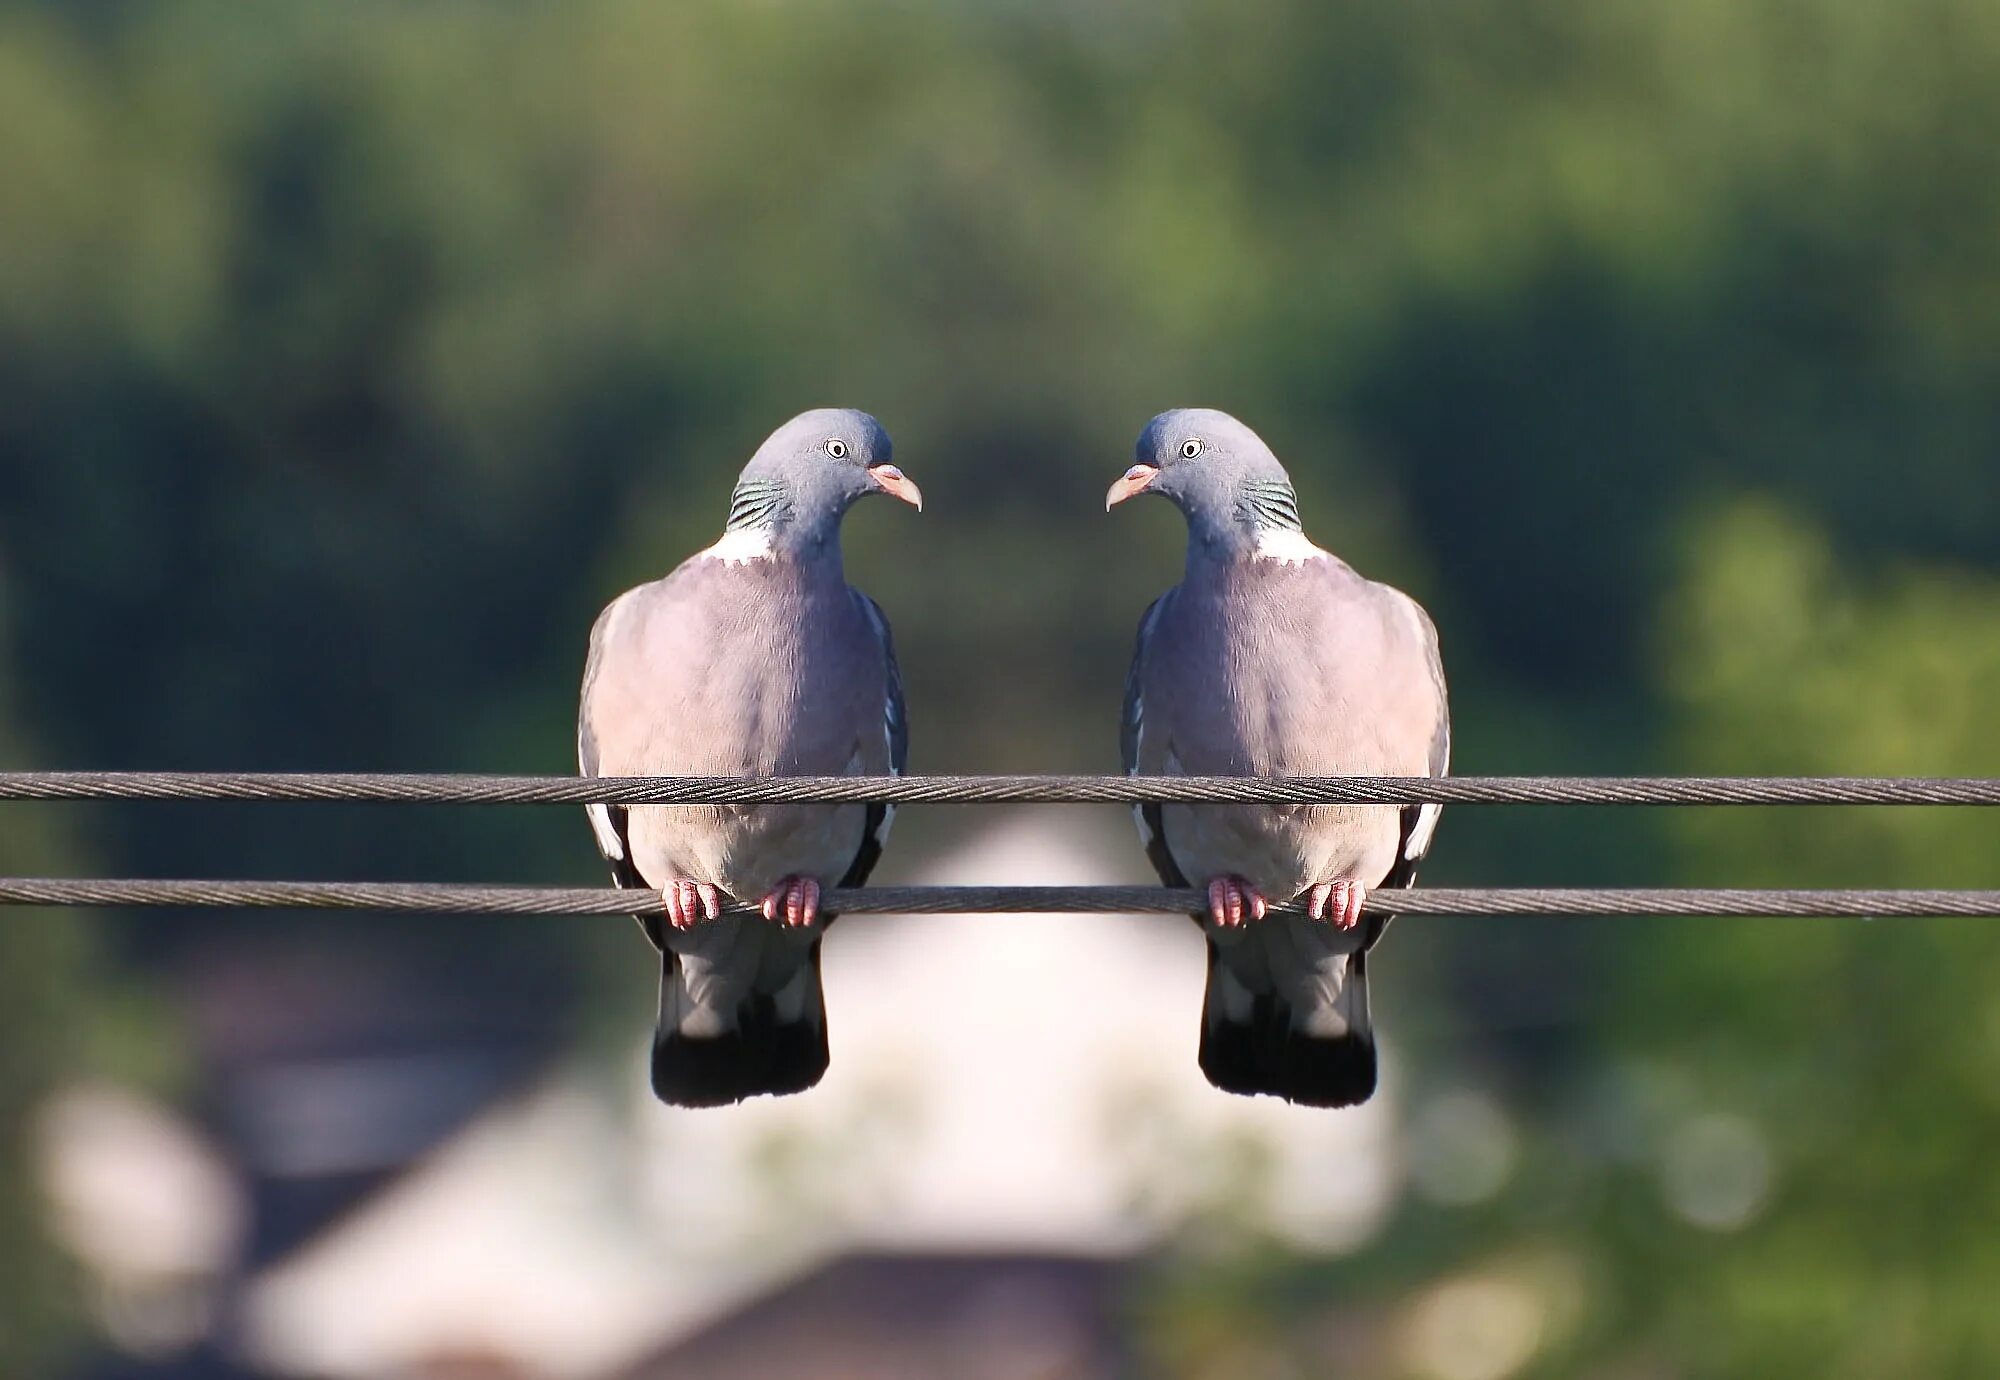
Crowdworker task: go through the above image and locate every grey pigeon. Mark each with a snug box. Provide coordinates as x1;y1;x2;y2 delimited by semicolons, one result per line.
1109;408;1449;1107
578;409;918;1106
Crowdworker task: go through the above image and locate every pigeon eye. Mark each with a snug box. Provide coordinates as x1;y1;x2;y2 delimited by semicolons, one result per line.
1180;438;1204;459
824;438;849;459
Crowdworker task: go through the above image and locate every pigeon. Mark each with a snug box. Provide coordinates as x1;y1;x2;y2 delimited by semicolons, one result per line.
578;409;918;1106
1109;408;1449;1107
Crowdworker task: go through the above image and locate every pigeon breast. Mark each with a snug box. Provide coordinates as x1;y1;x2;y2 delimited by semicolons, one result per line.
1134;553;1441;899
582;553;891;899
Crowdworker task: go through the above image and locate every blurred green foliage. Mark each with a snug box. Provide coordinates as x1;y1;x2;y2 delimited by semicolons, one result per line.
0;0;1996;1375
0;581;93;1374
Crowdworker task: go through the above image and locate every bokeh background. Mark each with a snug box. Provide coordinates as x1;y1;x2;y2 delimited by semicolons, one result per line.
4;1;1999;1376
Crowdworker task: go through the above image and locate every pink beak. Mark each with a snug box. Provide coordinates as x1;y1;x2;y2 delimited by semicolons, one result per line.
867;464;924;510
1105;463;1160;510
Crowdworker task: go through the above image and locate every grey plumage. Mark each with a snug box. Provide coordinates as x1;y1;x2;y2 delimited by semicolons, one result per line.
579;408;916;1106
1113;408;1449;1107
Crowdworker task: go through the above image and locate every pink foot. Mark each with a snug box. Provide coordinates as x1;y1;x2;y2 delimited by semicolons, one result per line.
661;879;724;931
1205;876;1268;929
1307;879;1367;930
760;875;821;929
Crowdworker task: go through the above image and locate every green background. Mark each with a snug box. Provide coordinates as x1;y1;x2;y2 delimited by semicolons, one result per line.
2;1;1998;1374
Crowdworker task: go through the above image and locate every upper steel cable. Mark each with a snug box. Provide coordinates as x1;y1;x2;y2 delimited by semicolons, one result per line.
0;772;1994;806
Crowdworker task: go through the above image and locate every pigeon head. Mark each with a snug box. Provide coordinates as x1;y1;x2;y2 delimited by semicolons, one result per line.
1106;408;1303;555
725;408;921;553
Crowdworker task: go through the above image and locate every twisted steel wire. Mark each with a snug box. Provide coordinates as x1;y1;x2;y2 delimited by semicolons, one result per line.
0;879;1995;917
0;771;1995;806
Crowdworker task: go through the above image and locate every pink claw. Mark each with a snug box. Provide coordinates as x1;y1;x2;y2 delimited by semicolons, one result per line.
761;876;821;929
1308;879;1367;930
662;879;724;930
1205;876;1267;928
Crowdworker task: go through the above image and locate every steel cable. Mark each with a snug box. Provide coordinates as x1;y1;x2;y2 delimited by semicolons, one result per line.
0;879;1995;918
0;771;1994;806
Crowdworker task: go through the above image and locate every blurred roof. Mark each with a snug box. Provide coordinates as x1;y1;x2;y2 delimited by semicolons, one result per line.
614;1251;1130;1380
180;932;569;1265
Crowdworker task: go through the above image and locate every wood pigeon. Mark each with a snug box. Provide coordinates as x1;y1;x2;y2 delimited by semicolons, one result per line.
579;409;918;1106
1110;408;1449;1108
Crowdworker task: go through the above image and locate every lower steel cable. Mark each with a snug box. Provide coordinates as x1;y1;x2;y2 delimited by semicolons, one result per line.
0;880;1995;917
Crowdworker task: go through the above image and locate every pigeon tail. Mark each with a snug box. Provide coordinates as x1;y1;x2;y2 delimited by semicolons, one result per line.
1198;946;1376;1108
650;944;828;1107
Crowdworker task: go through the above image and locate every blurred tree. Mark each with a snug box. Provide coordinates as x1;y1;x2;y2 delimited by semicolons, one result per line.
1605;498;2000;1376
0;578;102;1371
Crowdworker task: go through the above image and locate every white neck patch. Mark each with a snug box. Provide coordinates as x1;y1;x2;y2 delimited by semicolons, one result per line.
700;528;777;565
1251;528;1326;566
